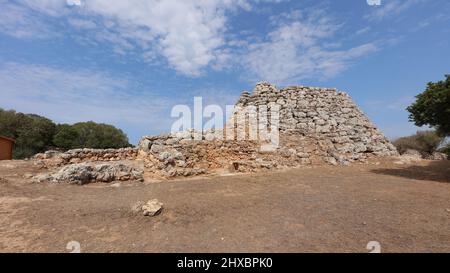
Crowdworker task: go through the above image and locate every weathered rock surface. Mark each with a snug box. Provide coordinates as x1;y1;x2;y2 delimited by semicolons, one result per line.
35;162;143;184
142;199;163;216
132;199;163;217
427;152;448;161
403;149;422;158
34;148;138;165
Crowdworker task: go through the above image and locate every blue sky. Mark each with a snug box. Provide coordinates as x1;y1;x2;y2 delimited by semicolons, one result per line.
0;0;449;144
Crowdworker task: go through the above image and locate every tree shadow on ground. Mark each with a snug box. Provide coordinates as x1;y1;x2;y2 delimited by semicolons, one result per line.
371;160;450;183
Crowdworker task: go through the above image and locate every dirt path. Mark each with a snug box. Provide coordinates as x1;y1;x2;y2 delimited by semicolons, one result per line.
0;159;449;253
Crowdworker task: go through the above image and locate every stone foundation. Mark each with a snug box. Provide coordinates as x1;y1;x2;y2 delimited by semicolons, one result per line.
34;148;138;164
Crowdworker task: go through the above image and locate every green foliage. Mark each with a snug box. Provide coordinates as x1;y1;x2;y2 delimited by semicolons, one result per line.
407;75;450;136
439;143;450;158
0;108;132;159
70;121;131;149
53;124;80;150
0;109;56;159
393;130;444;156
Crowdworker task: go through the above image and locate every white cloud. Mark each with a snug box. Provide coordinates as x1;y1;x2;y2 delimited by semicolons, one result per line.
0;1;56;39
68;18;96;29
1;0;290;76
1;1;385;83
11;0;265;76
241;10;378;84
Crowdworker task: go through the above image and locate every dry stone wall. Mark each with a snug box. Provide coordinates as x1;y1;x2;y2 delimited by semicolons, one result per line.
138;132;321;178
34;148;138;165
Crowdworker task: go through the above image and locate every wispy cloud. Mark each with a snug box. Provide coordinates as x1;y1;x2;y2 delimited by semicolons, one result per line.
0;1;56;39
240;10;378;84
0;0;297;78
364;0;426;22
5;0;286;77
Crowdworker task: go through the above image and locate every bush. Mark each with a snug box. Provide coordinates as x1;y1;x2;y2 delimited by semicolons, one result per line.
393;131;444;156
439;143;450;158
53;124;80;150
0;108;132;158
70;122;132;149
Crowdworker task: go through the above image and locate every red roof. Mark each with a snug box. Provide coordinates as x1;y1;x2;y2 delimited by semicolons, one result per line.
0;135;15;142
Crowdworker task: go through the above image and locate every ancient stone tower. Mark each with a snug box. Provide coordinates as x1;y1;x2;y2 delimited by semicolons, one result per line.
138;83;398;178
232;82;397;164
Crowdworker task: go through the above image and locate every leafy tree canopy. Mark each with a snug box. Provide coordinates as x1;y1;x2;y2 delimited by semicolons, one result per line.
0;108;132;159
407;75;450;136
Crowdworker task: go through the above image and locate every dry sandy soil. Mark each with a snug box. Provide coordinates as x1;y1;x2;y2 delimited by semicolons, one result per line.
0;158;449;253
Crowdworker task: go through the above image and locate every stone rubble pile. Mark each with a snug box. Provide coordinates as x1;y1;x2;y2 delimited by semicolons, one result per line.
427;152;448;161
34;148;138;164
35;162;143;184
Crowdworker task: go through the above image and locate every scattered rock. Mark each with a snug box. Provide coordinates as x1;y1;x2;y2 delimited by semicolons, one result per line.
142;199;163;216
428;152;448;161
23;173;34;179
33;150;62;159
394;150;423;164
404;149;422;157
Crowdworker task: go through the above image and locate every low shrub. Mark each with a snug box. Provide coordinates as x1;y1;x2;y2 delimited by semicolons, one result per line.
393;131;444;156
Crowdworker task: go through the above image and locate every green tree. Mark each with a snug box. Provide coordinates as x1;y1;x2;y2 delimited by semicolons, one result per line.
407;75;450;136
71;121;131;149
1;108;131;158
0;108;27;138
440;143;450;158
0;109;57;159
53;124;80;150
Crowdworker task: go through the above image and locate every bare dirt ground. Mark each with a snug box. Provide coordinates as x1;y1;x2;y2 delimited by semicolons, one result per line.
0;158;449;253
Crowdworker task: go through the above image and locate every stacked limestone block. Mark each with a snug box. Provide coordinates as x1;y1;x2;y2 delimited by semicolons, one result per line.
233;83;398;165
35;148;138;165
